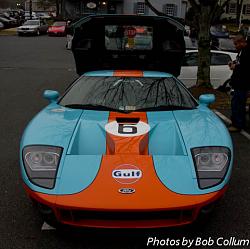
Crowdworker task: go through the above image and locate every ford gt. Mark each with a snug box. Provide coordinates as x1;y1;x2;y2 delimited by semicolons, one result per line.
20;15;233;228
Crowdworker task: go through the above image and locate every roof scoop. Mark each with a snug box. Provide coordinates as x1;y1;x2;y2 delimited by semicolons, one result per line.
116;118;140;124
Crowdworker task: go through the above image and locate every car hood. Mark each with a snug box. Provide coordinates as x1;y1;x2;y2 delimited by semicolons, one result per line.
21;104;233;197
19;25;39;29
0;17;11;22
21;103;83;148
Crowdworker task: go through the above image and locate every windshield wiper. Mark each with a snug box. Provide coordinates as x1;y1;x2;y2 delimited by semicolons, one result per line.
64;104;127;113
136;105;195;112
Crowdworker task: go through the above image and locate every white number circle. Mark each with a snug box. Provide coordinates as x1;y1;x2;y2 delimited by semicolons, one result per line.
105;121;150;137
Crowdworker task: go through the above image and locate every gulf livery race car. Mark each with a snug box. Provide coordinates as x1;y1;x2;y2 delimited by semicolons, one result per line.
20;15;233;228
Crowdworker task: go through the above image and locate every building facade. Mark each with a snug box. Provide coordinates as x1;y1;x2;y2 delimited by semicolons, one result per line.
62;0;188;19
123;0;187;19
24;0;56;12
221;0;250;21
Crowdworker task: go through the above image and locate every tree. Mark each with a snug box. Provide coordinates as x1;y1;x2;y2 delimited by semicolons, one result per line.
236;0;244;27
145;0;231;87
188;0;232;87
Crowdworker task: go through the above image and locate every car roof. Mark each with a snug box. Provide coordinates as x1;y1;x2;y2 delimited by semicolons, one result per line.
71;14;185;31
84;70;173;78
186;49;237;56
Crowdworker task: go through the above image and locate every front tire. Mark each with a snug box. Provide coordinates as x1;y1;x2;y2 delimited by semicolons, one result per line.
31;198;59;228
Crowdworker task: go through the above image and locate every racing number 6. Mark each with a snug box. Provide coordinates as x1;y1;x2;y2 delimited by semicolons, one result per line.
118;124;137;134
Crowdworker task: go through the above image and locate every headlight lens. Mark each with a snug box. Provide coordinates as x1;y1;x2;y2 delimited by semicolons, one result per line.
22;146;63;189
191;147;231;189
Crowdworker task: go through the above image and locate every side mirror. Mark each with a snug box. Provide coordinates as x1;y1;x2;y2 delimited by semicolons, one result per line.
199;94;215;106
43;90;59;102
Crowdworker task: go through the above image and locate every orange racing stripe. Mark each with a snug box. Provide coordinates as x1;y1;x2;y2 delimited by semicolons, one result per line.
106;112;148;155
113;70;143;77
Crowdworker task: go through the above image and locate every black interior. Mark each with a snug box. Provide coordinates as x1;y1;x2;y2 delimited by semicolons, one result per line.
71;15;185;77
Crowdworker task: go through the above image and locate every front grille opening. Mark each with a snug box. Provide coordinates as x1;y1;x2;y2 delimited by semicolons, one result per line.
116;118;140;124
58;209;194;223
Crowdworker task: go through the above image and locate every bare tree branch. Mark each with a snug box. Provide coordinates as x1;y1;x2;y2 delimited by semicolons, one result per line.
188;0;200;12
209;1;223;23
144;0;167;16
221;0;232;9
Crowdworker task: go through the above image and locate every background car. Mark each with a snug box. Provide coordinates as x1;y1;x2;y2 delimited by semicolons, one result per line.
0;12;17;26
179;50;237;89
17;19;48;36
211;38;236;52
184;36;198;50
36;12;51;19
0;15;13;28
210;25;229;39
0;21;4;30
47;21;67;36
24;11;38;20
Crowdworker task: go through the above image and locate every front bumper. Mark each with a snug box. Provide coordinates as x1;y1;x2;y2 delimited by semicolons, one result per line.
17;30;37;34
24;184;227;228
47;31;65;36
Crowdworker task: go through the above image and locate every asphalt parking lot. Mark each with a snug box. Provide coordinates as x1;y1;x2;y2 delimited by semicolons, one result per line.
0;35;250;249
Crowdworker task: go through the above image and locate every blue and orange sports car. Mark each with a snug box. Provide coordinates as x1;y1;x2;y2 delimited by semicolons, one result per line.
20;15;233;228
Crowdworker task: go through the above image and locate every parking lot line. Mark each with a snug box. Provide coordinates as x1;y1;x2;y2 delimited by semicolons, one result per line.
41;222;56;231
213;110;232;124
214;110;250;141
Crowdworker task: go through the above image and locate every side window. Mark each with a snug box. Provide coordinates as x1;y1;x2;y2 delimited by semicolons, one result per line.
182;52;198;66
211;53;231;65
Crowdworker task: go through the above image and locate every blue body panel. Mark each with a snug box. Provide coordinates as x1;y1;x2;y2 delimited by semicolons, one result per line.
143;71;172;77
84;71;114;77
148;107;233;194
67;110;109;155
173;106;233;192
58;155;102;194
20;108;109;194
147;111;187;155
20;103;83;194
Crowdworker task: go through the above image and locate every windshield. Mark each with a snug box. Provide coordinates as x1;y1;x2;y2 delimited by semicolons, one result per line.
59;76;197;112
53;21;66;26
24;20;39;26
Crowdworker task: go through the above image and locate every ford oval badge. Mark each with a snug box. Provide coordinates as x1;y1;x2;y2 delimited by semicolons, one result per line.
118;188;136;194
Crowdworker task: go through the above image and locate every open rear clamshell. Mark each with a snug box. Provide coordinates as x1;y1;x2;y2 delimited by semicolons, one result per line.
71;15;185;76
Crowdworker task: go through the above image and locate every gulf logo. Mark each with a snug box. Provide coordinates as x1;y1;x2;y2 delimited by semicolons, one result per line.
112;164;143;184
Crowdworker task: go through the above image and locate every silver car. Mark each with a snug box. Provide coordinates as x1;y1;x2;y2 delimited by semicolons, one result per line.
17;19;48;36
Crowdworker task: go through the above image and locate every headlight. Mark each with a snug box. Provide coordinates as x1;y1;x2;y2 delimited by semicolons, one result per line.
22;145;63;189
191;147;231;189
